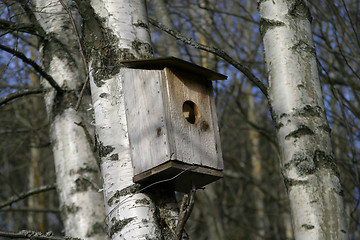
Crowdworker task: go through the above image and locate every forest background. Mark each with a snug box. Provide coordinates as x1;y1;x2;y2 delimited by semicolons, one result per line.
0;0;359;239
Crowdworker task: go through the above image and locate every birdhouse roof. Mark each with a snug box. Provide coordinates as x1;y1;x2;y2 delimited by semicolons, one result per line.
120;56;227;81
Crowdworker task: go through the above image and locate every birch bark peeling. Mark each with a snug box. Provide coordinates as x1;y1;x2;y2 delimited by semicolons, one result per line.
258;1;348;239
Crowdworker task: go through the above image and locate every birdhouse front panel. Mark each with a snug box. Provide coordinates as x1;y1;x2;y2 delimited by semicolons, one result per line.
162;68;223;170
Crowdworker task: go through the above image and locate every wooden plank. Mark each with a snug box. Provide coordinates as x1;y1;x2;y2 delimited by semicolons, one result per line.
122;69;171;175
133;160;223;193
163;68;221;169
209;81;224;169
120;56;227;81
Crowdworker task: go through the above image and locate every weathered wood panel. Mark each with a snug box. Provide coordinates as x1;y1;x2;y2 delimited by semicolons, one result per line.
163;68;220;169
122;69;171;175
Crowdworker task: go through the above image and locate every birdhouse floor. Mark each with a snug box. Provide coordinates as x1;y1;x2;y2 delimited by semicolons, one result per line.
133;160;223;193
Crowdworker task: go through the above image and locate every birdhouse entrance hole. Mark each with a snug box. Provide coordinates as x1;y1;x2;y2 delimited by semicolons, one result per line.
183;100;200;124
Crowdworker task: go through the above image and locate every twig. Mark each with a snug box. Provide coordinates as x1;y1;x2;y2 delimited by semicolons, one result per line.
0;44;62;92
0;184;56;209
74;117;99;168
175;188;196;240
149;18;268;97
0;230;81;240
58;0;89;111
58;0;87;71
0;19;43;37
74;75;89;111
0;88;43;106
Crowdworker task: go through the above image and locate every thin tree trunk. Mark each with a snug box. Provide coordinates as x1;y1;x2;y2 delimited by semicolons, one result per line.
77;0;180;238
33;0;107;238
258;1;348;239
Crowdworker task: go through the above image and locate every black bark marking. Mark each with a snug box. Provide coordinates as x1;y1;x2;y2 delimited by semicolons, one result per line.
109;153;119;161
76;166;99;174
97;142;115;158
301;224;315;229
133;21;149;29
61;204;80;222
313;150;338;174
291;152;316;175
74;177;97;192
86;222;106;237
259;18;285;37
107;184;141;206
291;40;316;57
294;105;322;118
285;124;314;140
131;40;153;58
99;93;108;98
135;198;151;205
275;122;284;129
283;177;308;189
288;0;312;22
109;217;135;238
51;90;78;119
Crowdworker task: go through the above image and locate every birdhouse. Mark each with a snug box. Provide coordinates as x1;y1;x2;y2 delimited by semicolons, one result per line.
120;57;227;193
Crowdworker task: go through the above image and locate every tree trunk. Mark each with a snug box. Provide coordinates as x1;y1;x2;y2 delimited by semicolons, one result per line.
258;1;348;239
77;0;180;238
33;0;107;238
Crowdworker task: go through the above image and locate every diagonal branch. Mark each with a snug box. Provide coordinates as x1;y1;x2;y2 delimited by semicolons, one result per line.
18;0;47;37
0;88;43;106
0;184;56;209
175;189;196;240
149;18;268;97
0;44;62;92
0;230;81;240
0;19;44;37
58;0;88;71
58;0;90;110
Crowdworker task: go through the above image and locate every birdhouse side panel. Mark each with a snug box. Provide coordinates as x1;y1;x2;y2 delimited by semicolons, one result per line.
163;68;221;170
121;69;172;175
209;85;223;169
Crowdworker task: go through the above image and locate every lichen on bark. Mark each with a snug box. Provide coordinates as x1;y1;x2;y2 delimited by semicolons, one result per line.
107;184;141;206
109;217;135;238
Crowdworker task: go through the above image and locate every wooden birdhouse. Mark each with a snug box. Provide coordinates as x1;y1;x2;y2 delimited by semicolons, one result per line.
120;57;227;193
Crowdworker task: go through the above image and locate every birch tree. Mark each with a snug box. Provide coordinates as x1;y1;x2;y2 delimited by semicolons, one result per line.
32;0;107;238
258;0;348;239
75;0;179;238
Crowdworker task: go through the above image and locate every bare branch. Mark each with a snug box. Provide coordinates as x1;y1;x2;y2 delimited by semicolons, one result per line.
58;0;90;110
0;230;81;240
175;189;196;240
0;184;56;209
18;0;46;37
0;44;63;92
58;0;88;71
149;18;268;97
75;75;89;111
0;19;44;37
0;88;43;106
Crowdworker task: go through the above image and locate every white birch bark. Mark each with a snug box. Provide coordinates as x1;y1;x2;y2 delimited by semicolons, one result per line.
33;0;107;238
85;1;177;239
258;1;348;239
